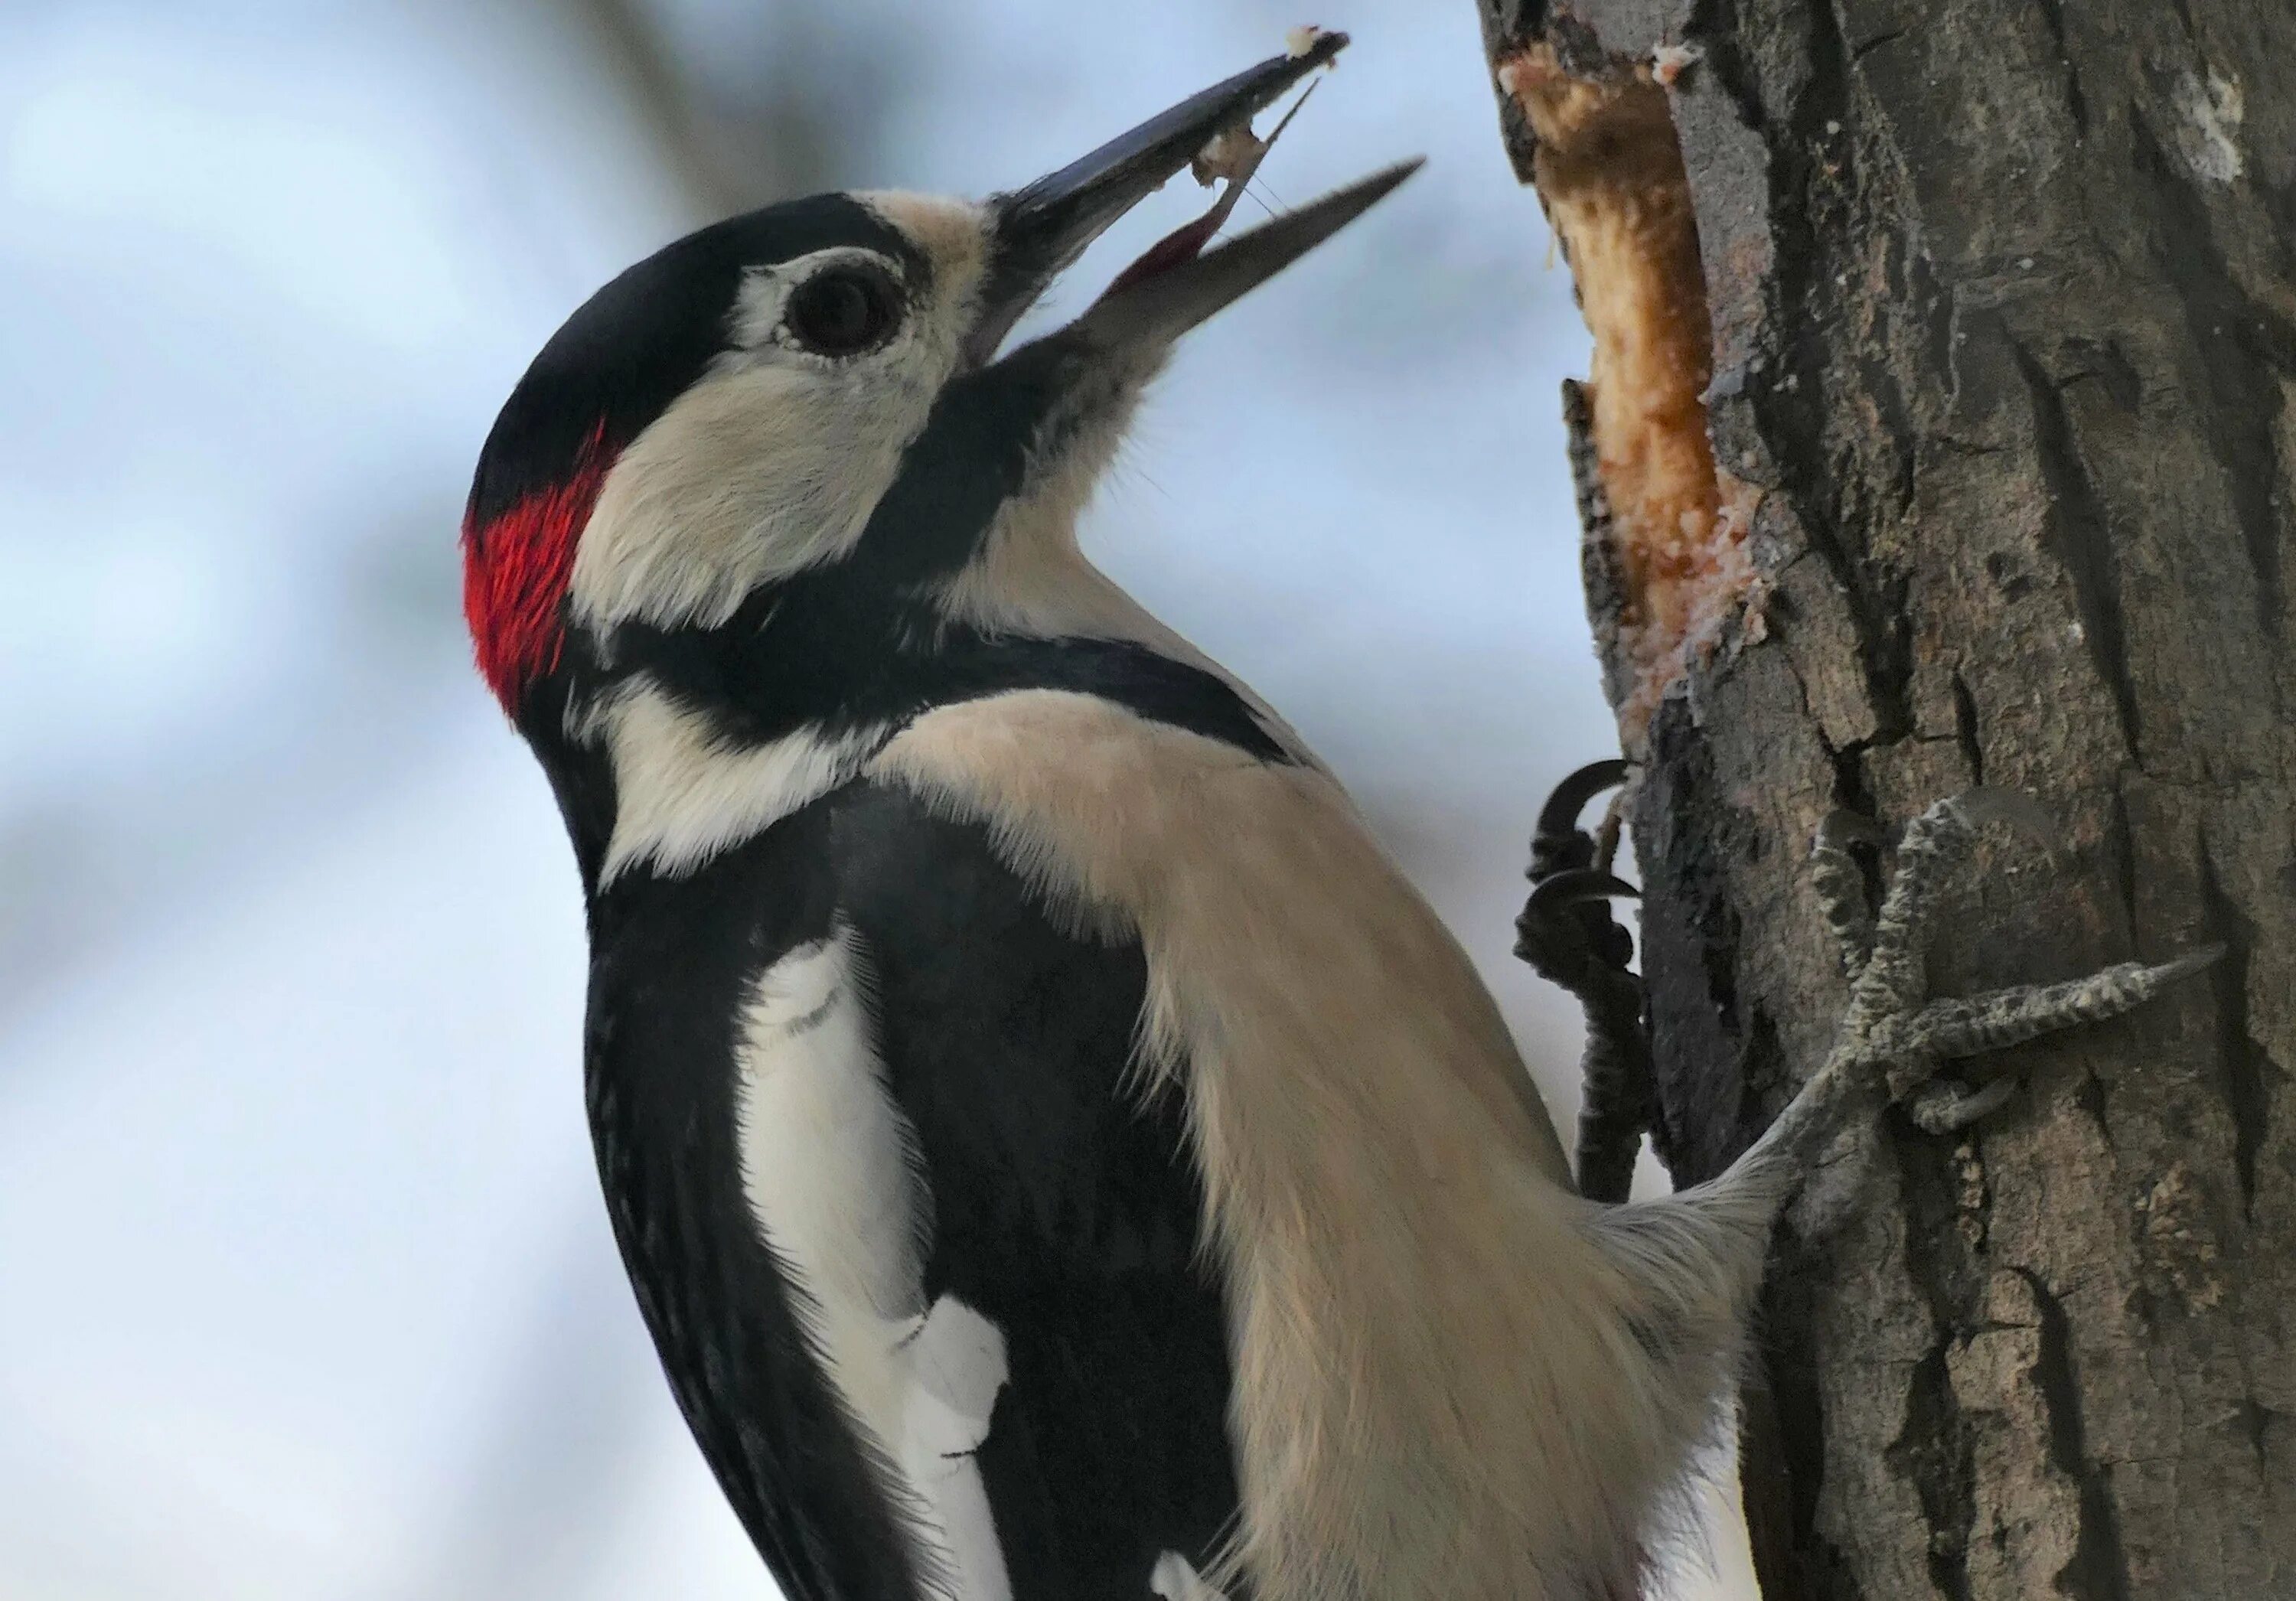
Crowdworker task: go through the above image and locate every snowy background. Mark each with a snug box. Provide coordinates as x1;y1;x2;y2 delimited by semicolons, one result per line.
0;2;1750;1596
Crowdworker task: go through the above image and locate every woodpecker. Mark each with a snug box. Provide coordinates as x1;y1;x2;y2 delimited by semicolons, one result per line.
463;35;2212;1601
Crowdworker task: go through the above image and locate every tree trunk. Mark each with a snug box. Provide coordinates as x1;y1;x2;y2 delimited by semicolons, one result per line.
1475;2;2295;1596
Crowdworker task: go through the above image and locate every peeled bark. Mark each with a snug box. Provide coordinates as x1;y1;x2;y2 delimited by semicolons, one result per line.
1476;2;2295;1595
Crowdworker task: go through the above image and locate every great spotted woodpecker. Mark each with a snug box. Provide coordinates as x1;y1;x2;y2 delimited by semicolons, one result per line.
461;34;2210;1601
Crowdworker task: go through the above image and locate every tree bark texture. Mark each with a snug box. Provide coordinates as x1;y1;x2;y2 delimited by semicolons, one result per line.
1477;2;2294;1596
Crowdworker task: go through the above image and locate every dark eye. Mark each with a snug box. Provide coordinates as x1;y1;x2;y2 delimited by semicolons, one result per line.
783;262;902;357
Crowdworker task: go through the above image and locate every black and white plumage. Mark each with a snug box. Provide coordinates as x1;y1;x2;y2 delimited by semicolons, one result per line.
461;36;2211;1601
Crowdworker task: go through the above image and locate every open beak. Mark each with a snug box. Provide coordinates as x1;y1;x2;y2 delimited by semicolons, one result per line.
964;31;1421;365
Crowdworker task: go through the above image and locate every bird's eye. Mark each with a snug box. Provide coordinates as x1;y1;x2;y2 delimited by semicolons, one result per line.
783;263;903;357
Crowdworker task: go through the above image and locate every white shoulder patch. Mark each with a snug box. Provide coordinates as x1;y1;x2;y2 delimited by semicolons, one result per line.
900;1296;1014;1601
581;678;882;884
733;927;1013;1600
735;927;924;1347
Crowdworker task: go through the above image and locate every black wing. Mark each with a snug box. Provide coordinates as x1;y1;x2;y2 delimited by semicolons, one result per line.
830;780;1243;1600
585;782;1241;1601
585;801;929;1601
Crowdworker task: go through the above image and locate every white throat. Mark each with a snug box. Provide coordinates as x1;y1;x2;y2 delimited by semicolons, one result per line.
577;677;887;885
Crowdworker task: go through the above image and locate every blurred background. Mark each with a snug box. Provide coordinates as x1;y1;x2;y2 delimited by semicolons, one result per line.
0;2;1750;1596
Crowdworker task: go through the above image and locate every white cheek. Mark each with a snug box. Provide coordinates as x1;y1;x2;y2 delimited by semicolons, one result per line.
566;350;937;631
563;220;989;636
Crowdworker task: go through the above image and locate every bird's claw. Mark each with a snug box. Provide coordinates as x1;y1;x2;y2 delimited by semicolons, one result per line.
1530;757;1632;879
1903;1074;2019;1136
1518;759;1651;1203
1517;761;1638;986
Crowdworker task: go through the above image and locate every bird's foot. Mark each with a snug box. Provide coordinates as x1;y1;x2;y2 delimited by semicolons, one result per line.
1756;791;2221;1196
1516;758;1651;1203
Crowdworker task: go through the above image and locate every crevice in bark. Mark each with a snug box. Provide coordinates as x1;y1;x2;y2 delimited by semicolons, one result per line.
2261;179;2296;270
2073;1067;2116;1151
1911;249;1961;412
1733;1362;1808;1601
2028;0;2089;137
2011;337;2141;756
1851;236;1922;521
2196;840;2276;1221
1848;27;1908;64
1686;0;1763;134
1824;733;1881;822
2016;1267;2134;1601
1637;702;1763;1177
1891;1343;1976;1601
1754;1228;1855;1601
1486;0;1553;48
2128;112;2294;641
1890;1128;1990;1601
1762;0;1917;745
2239;1399;2285;1466
1950;670;1985;787
2106;781;2141;941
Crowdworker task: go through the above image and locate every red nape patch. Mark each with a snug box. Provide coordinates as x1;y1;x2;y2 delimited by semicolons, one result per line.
461;423;613;713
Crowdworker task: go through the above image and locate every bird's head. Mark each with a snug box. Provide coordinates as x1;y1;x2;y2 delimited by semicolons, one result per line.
463;34;1412;782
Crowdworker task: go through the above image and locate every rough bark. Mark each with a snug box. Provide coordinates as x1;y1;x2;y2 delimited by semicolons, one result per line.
1477;2;2295;1596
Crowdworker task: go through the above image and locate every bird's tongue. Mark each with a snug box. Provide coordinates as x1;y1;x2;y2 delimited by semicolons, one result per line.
1100;208;1229;298
1097;81;1316;302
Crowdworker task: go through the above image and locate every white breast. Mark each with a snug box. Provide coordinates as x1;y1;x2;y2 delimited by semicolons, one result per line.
733;926;1014;1601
